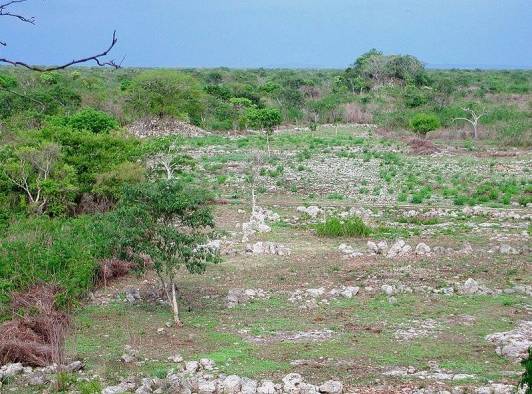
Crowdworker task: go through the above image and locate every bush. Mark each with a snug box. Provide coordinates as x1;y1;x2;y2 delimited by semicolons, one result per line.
67;108;119;133
410;113;440;135
126;70;206;125
316;216;371;237
519;347;531;393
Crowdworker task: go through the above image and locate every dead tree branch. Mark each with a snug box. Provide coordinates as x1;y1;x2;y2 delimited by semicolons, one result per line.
0;0;121;70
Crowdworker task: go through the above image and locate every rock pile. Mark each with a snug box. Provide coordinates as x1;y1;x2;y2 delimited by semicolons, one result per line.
393;319;439;341
226;288;268;308
485;320;532;362
289;286;360;308
0;361;83;389
242;207;280;242
246;242;291;256
296;205;323;218
105;359;344;394
383;365;474;381
127;117;208;139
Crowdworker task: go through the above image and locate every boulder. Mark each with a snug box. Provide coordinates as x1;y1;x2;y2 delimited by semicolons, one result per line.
461;278;479;295
257;380;276;394
282;373;303;393
415;242;431;255
222;375;242;394
318;380;343;394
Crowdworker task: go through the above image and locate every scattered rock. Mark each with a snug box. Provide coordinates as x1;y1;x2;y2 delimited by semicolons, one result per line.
297;205;323;218
319;380;343;394
460;278;479;295
498;244;518;255
226;288;268;308
485;320;532;362
386;239;412;258
120;345;139;364
415;242;431;255
222;375;242;393
124;287;141;304
246;241;291;256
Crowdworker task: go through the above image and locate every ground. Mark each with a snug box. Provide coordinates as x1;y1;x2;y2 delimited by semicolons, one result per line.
64;126;531;392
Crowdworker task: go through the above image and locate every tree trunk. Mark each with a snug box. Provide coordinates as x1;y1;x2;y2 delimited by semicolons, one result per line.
473;123;478;139
251;186;256;214
266;133;271;158
171;282;181;326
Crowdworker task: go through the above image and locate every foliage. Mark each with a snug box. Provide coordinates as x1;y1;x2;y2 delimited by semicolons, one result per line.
520;347;532;394
63;108;119;133
245;108;282;131
315;216;371;237
125;70;205;125
115;180;221;324
410;113;441;135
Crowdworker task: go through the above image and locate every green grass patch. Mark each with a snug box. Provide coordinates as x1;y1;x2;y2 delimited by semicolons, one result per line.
316;216;371;237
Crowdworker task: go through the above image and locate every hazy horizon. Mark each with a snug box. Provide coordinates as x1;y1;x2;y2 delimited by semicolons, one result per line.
1;0;531;70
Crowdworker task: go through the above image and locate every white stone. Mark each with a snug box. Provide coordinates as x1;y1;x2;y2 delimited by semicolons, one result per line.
318;380;343;394
200;358;216;370
257;380;276;394
282;373;303;393
222;375;242;394
381;284;395;296
461;278;479;295
415;242;431;255
184;360;200;373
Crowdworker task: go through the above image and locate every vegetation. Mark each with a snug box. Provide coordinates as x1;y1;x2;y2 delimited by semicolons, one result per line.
410;113;441;136
1;53;530;145
315;216;371;237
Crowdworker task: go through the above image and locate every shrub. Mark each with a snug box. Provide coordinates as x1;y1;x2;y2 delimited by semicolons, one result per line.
67;108;119;133
519;347;531;393
126;70;206;125
410;113;440;135
316;216;371;237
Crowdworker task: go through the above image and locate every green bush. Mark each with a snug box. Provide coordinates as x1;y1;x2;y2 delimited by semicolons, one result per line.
410;113;440;135
519;347;531;393
126;70;206;125
316;216;371;237
0;215;113;309
67;108;119;133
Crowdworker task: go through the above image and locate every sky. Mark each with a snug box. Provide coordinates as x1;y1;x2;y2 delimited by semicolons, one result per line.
1;0;531;69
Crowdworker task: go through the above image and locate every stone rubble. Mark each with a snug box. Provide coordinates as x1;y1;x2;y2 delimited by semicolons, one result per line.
289;286;360;308
485;320;532;362
296;205;323;218
246;241;291;256
383;364;475;381
393;319;439;341
242;207;280;242
226;288;269;308
102;359;345;394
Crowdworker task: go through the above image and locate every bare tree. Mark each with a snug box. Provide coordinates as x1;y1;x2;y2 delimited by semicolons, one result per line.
0;0;121;71
453;107;487;139
2;143;60;213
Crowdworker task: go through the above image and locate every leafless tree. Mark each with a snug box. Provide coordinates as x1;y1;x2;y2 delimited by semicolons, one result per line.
0;0;121;71
453;107;487;139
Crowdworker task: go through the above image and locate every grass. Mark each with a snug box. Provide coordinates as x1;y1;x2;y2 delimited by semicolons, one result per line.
315;216;371;237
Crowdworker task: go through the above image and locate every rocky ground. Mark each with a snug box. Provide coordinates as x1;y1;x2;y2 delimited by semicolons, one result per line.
2;126;530;393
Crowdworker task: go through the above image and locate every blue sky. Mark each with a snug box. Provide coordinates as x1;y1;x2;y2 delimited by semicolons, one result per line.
1;0;531;69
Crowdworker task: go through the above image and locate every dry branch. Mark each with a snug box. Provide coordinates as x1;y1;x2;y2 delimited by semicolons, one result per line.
0;0;121;70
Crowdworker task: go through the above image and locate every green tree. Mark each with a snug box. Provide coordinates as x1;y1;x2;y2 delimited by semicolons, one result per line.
117;180;221;326
245;107;282;156
126;70;206;125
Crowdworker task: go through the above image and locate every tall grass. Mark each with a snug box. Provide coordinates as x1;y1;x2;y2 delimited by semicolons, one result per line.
315;216;371;237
